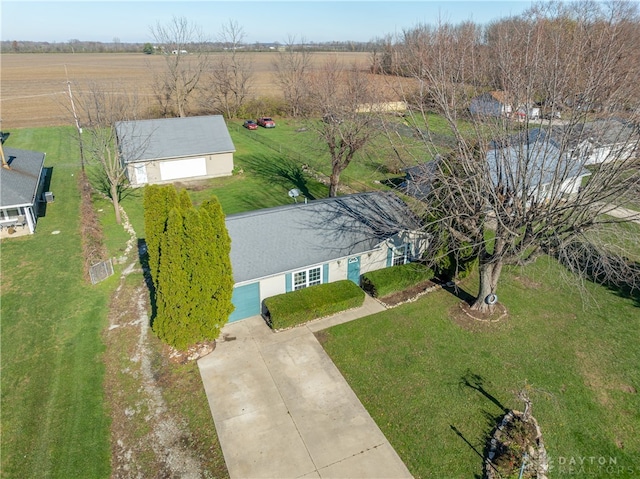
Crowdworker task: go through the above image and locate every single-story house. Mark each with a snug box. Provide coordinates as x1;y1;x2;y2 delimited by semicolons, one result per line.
225;192;429;322
558;119;638;166
487;129;591;202
116;115;235;186
0;146;47;236
469;91;513;117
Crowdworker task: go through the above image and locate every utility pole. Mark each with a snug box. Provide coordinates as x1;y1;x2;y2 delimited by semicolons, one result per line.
0;119;10;170
65;64;85;171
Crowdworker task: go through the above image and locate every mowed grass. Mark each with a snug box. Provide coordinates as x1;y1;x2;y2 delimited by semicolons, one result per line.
117;122;331;237
320;257;640;478
1;126;111;478
228;118;420;192
0;122;332;478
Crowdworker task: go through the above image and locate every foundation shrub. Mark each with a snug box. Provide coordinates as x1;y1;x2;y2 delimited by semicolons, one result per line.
361;263;434;298
264;280;365;329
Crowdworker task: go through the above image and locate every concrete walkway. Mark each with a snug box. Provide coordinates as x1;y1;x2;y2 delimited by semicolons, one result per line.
600;204;640;225
198;295;413;479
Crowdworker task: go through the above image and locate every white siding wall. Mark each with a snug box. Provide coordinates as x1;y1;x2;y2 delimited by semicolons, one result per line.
127;152;234;186
360;247;390;275
561;177;583;195
259;275;286;301
328;260;348;282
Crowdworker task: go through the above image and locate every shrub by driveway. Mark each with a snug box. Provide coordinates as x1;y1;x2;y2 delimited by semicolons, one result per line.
264;280;365;330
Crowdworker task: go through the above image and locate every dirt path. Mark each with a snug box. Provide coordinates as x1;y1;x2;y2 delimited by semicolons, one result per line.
105;207;206;478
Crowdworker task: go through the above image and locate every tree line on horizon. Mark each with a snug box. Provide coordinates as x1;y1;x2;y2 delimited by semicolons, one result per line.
0;38;377;54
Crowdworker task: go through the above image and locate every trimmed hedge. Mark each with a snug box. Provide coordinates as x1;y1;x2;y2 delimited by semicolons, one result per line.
361;263;435;298
264;280;365;330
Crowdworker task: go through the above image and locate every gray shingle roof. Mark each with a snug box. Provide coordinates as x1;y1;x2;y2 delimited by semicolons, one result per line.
0;147;45;208
545;118;638;150
487;129;590;189
115;115;235;164
226;192;421;284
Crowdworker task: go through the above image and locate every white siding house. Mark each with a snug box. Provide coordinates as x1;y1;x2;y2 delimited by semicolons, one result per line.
116;115;235;186
0;147;47;237
570;119;638;166
487;129;591;203
225;192;429;322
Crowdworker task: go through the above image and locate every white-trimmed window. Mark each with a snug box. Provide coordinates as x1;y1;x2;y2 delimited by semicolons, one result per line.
293;266;322;290
392;244;409;266
1;208;20;220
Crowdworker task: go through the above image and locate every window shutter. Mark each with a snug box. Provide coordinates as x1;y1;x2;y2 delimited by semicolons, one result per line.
285;273;292;292
386;247;393;267
322;264;329;283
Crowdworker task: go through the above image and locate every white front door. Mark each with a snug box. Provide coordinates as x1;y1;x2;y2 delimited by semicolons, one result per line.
134;164;148;185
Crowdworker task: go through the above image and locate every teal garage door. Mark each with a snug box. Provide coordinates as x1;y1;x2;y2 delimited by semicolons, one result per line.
229;283;261;322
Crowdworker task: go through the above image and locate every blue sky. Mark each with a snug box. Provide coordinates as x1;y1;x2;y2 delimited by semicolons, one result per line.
2;1;535;44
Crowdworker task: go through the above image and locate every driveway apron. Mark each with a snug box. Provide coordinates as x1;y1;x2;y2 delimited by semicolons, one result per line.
198;303;413;479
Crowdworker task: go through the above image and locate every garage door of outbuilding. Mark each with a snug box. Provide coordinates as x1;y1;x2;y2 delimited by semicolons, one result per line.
229;282;260;322
159;157;207;181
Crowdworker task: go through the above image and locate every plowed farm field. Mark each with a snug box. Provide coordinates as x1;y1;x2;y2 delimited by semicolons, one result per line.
1;52;373;129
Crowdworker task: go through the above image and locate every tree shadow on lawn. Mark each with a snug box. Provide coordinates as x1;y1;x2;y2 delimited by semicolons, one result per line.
240;153;318;201
137;238;157;326
441;281;476;306
87;167;140;203
450;371;510;479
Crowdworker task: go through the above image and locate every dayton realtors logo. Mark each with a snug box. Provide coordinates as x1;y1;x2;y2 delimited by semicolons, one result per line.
548;455;639;476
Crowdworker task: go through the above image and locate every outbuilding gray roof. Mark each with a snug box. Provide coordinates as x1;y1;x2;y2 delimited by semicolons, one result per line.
0;147;45;208
115;115;235;164
226;192;421;284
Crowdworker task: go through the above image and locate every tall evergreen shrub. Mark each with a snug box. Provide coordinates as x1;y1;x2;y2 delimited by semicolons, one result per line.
145;188;234;350
143;184;179;289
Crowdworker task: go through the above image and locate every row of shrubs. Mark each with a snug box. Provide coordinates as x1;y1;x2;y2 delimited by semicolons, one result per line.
361;262;435;298
263;280;365;330
263;258;477;329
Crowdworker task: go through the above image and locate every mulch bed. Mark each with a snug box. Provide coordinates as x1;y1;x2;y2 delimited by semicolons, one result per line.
450;301;509;332
378;280;439;306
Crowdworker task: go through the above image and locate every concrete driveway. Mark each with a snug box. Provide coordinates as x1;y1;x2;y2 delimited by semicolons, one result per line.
198;297;412;479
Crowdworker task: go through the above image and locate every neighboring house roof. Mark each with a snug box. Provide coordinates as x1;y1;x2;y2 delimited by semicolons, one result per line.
115;115;235;164
488;91;509;104
0;147;45;208
487;129;590;190
226;192;422;284
401;159;441;200
553;118;638;149
469;91;513;117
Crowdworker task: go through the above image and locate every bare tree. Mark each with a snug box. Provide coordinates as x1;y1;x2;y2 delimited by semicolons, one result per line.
305;57;381;197
386;2;640;312
149;16;209;117
205;20;253;118
272;36;312;117
75;83;142;224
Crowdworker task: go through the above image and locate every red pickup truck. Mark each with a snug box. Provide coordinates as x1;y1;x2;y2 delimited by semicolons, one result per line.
257;117;276;128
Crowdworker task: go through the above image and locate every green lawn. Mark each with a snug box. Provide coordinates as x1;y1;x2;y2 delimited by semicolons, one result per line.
320;257;640;478
1;126;112;478
3;122;637;479
229;118;425;192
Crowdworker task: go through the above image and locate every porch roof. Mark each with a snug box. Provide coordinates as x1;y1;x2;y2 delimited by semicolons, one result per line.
0;147;46;208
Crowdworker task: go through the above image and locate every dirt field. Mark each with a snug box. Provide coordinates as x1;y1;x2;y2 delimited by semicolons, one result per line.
1;52;373;129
